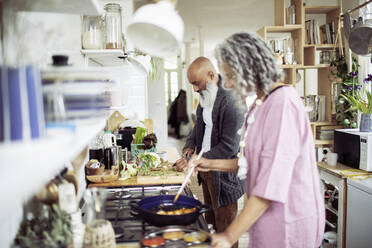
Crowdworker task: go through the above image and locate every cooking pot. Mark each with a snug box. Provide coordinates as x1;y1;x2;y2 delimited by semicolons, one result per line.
130;195;210;227
348;16;372;55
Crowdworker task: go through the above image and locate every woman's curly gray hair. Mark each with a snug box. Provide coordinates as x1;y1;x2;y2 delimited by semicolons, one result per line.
215;32;283;97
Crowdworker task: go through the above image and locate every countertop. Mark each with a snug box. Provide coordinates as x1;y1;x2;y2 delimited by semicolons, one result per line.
317;162;355;177
317;162;371;178
88;146;183;188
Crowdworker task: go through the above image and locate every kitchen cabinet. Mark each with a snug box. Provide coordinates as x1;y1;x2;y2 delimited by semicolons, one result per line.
318;162;354;248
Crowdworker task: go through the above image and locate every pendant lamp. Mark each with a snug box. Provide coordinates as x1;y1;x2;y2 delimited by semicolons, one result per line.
126;0;184;58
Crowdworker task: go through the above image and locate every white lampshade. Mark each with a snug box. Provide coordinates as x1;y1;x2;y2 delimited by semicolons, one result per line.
126;1;184;58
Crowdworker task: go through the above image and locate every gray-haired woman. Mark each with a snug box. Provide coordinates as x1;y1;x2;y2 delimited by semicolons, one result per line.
189;32;325;248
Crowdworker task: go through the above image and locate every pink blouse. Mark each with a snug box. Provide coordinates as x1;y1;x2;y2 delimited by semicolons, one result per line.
244;86;325;248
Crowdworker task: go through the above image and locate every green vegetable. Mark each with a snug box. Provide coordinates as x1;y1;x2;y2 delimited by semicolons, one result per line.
134;127;147;145
15;203;72;248
138;152;161;176
143;133;158;149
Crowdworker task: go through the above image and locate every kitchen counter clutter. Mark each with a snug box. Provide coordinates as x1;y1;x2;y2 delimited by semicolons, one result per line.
88;147;186;187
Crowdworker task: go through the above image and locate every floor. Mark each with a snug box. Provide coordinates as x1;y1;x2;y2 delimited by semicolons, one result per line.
165;135;249;247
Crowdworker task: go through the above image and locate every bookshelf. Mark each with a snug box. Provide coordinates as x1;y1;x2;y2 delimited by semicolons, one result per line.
257;0;342;146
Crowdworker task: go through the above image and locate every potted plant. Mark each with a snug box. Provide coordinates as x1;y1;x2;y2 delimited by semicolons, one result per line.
330;55;359;128
341;73;372;132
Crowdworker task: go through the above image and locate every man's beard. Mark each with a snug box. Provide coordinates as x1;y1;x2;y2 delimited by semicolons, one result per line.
199;82;218;108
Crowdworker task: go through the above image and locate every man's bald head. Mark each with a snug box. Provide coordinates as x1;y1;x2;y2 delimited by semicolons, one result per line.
187;57;218;93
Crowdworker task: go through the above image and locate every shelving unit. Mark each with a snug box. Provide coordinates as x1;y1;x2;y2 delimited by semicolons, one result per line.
257;0;342;147
81;49;126;67
0;118;106;215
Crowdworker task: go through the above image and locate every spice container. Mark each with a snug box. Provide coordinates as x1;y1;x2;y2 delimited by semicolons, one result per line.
104;3;123;49
82;16;103;49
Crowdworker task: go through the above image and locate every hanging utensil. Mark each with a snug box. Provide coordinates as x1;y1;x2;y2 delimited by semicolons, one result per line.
348;16;372;55
173;149;204;203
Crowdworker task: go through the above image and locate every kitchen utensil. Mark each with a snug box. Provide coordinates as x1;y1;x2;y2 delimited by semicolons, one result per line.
129;195;210;227
85;159;105;175
173;149;204;203
86;166;119;183
104;3;123;49
104;146;119;169
348;16;372;55
102;131;116;148
107;110;126;133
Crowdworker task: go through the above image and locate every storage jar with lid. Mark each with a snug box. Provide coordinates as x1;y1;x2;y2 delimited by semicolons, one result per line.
104;3;123;49
82;16;103;49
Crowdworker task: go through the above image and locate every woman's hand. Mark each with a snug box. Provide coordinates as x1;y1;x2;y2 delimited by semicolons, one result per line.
211;232;233;248
188;155;211;172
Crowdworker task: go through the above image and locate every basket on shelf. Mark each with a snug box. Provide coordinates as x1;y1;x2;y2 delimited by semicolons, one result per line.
130;143;157;161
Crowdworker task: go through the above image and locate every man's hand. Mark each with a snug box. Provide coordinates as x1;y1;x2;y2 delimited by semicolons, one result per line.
175;158;188;172
182;148;194;158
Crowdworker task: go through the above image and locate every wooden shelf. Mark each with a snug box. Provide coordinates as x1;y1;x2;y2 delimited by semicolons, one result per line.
311;121;336;126
279;64;301;69
265;25;303;32
301;64;330;69
304;44;338;49
315;140;334;145
305;6;340;14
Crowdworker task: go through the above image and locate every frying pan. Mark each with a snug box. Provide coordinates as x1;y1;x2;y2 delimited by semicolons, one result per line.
130;195;210;227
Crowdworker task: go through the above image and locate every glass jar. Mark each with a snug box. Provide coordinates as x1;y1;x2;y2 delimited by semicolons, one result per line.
104;3;123;49
82;16;103;49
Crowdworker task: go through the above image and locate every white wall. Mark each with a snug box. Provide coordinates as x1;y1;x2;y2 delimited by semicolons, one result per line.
147;58;168;147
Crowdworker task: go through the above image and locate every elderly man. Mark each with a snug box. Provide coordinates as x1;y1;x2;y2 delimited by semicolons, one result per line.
175;56;244;248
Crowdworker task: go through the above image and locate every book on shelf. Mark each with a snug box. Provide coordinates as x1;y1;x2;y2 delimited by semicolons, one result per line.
306;19;336;45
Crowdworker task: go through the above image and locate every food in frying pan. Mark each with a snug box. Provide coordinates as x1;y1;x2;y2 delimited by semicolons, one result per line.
142;236;166;247
156;207;196;215
184;232;208;243
163;231;185;240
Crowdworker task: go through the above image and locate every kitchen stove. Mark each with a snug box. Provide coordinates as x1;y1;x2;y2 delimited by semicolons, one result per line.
101;185;209;244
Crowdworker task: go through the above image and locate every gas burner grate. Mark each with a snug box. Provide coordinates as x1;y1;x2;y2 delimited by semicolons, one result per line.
100;185;208;243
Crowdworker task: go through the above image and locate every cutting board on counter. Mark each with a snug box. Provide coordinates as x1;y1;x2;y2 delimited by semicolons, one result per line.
88;169;186;188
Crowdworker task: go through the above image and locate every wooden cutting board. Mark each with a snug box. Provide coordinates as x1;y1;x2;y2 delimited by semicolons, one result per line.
88;169;186;188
